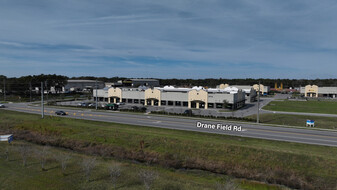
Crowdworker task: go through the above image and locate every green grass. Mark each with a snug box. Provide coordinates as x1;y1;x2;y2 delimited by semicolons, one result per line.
247;113;337;130
0;142;286;190
0;110;336;189
264;100;337;114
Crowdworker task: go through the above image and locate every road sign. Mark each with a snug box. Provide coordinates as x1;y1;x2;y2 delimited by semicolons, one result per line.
0;134;13;143
306;120;315;127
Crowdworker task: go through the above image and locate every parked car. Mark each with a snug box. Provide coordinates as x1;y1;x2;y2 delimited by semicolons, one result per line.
117;102;125;106
183;109;193;116
140;107;147;112
106;103;118;110
88;103;96;107
131;106;139;111
0;104;5;108
55;111;67;115
81;102;89;107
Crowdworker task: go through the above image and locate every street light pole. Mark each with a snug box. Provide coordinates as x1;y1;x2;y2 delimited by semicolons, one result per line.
29;81;32;102
41;82;44;119
3;79;5;102
95;79;98;110
257;81;260;124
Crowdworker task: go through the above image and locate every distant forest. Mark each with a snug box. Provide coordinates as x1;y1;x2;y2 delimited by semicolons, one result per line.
1;74;337;95
70;76;337;88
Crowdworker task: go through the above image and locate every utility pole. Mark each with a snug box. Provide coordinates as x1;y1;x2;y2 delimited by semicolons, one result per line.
3;79;5;102
257;81;260;124
41;82;44;119
29;81;32;102
95;79;98;110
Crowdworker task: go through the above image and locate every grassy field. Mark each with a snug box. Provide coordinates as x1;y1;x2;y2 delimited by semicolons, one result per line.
247;113;337;130
1;141;283;190
0;110;337;189
263;100;337;114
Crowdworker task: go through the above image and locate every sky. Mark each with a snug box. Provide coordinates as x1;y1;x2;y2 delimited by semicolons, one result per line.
0;0;337;79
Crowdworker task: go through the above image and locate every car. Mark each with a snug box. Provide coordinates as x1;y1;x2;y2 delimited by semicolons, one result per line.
117;102;125;106
183;109;193;116
131;106;139;111
81;102;89;107
105;103;118;110
88;103;96;107
140;107;147;112
55;111;67;115
0;104;5;108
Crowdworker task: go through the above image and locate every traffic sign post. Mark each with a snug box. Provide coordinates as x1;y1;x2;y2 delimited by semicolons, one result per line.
306;120;315;127
0;134;13;143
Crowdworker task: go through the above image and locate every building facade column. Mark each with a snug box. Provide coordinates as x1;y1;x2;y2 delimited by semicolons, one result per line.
158;100;161;106
151;100;154;106
144;99;147;106
196;102;200;109
108;98;111;103
205;102;208;109
188;101;191;108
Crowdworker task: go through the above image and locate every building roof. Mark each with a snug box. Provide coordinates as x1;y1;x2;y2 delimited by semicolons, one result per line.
68;80;102;83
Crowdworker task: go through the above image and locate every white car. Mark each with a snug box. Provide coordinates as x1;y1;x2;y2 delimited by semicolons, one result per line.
0;104;5;108
117;102;125;105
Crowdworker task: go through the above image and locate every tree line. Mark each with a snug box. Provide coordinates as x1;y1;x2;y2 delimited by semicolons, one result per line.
158;78;337;88
0;74;68;95
1;74;337;96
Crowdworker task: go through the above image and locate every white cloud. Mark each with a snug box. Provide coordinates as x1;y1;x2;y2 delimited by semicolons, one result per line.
0;0;337;78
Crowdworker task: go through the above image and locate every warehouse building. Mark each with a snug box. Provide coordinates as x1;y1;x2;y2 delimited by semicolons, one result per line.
64;80;105;92
105;79;159;88
217;83;269;95
94;85;246;110
300;85;337;98
121;79;159;87
216;84;257;102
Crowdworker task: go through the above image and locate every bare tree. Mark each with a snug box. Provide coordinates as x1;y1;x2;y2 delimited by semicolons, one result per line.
215;179;241;190
55;152;72;174
81;157;97;181
108;164;121;189
35;146;50;171
18;145;30;167
139;170;158;190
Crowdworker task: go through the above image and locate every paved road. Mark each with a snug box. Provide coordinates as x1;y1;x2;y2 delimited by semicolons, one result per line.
3;102;337;147
262;109;337;118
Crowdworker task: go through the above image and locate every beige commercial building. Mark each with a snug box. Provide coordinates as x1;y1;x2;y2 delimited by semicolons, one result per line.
300;85;337;98
94;86;246;110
